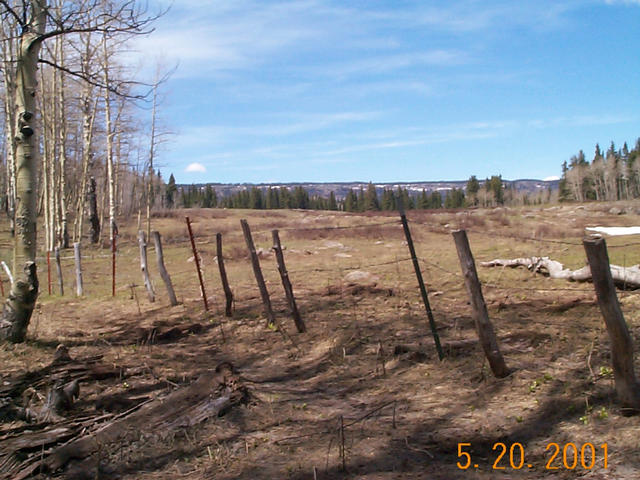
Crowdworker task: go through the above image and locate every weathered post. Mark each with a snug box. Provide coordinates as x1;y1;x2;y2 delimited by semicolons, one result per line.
138;230;155;302
216;233;234;317
398;204;444;360
452;230;510;378
73;242;83;297
152;231;178;306
584;235;640;411
186;216;209;311
272;230;306;333
240;219;276;327
54;247;64;296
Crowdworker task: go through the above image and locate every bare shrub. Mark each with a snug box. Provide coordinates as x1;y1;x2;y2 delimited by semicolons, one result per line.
458;214;487;230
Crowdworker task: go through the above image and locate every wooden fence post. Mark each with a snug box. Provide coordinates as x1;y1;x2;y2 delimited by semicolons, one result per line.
54;247;64;296
216;233;234;317
46;251;52;295
240;219;276;327
138;230;155;302
452;230;510;378
73;242;83;297
584;235;640;410
272;229;306;333
152;231;178;306
398;205;444;360
186;216;209;311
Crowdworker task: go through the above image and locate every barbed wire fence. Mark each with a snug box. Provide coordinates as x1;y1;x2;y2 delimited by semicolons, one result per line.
0;212;636;339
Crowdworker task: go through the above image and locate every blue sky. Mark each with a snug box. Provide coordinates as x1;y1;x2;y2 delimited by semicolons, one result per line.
135;0;640;184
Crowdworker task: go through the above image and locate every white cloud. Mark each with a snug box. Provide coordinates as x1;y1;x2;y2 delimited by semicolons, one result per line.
185;162;207;173
544;175;560;181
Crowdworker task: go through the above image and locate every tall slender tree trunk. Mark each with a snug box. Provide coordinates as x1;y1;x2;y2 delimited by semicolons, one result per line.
1;21;18;237
146;83;158;239
73;34;97;243
102;35;117;245
40;68;51;251
88;177;100;243
56;34;69;248
0;3;46;343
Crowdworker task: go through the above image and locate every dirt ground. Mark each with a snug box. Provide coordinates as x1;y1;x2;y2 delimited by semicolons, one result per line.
2;202;640;479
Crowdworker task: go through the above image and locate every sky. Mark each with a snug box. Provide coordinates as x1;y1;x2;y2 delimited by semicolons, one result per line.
133;0;640;184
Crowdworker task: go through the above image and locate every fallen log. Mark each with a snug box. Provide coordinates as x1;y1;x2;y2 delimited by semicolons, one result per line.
480;256;640;288
6;362;247;480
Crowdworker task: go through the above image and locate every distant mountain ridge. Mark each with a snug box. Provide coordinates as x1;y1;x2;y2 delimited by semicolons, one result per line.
179;179;559;199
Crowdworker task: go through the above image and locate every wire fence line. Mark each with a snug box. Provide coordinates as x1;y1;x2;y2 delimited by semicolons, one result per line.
0;215;636;321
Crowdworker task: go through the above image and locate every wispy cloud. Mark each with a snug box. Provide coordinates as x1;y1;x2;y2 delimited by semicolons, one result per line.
172;111;380;149
527;114;636;129
604;0;640;5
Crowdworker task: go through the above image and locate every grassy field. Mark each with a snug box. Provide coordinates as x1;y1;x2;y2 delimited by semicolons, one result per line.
2;202;640;479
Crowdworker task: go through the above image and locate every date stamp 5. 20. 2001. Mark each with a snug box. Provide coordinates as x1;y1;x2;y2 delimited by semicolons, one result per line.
456;442;608;471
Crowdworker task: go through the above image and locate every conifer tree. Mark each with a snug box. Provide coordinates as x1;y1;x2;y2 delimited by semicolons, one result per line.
364;182;380;211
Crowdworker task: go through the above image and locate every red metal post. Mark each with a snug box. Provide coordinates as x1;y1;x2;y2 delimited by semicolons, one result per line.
186;216;209;311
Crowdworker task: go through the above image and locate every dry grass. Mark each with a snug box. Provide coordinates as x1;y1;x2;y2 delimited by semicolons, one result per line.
1;203;640;479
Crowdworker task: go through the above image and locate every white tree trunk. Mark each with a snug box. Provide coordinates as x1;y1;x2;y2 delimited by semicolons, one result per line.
481;257;640;288
0;2;46;342
102;34;117;244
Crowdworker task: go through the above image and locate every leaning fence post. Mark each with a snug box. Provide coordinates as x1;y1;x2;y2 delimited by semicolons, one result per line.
73;242;83;297
452;229;510;378
584;235;640;410
216;233;234;317
241;219;276;327
138;230;155;302
398;204;444;360
186;216;209;311
152;231;178;306
272;229;306;333
54;247;64;296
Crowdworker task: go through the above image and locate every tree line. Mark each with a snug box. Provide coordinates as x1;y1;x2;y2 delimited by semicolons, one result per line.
170;174;553;212
559;139;640;202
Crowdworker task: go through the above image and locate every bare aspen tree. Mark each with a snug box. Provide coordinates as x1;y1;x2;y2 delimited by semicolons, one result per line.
0;1;46;342
0;15;18;237
73;31;99;243
145;64;174;233
102;34;116;246
146;81;158;239
0;0;161;343
55;26;69;249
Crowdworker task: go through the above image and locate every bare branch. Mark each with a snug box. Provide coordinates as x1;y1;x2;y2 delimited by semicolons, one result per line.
38;57;152;100
0;0;25;28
